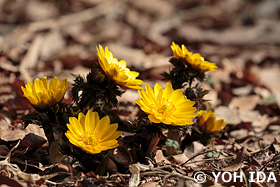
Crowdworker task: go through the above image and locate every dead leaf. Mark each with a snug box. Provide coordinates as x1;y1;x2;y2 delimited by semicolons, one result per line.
202;82;218;106
49;138;64;164
251;66;280;107
93;21;125;43
229;95;260;111
139;181;159;187
183;141;206;162
215;106;241;125
178;20;280;45
254;86;271;98
155;150;171;164
0;145;9;156
129;162;153;187
232;85;253;96
20;34;44;70
172;153;188;165
221;149;246;172
131;0;173;18
107;43;146;69
63;24;94;45
17;172;58;185
26;0;58;21
40;31;66;60
0;175;23;187
0;120;45;142
229;129;248;140
110;140;133;167
21;133;46;151
58;45;95;69
239;111;270;132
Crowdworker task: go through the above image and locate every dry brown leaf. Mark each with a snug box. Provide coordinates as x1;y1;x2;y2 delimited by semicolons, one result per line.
126;9;152;32
63;24;94;45
251;66;280;107
183;141;205;162
26;0;58;21
221;149;246;172
229;95;260;111
172;153;188;165
129;162;153;187
232;85;254;96
21;133;46;151
139;181;160;187
58;45;94;69
107;43;146;69
147;17;180;46
131;0;173;18
40;31;66;60
155;150;171;164
95;21;126;43
239;111;270;132
202;83;218;106
0;175;24;187
0;120;45;142
20;34;44;70
230;129;248;140
215;106;241;125
178;20;280;45
0;145;9;156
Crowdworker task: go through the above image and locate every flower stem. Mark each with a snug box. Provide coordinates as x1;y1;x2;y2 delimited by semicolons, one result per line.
44;109;57;146
166;128;180;156
147;133;160;153
43;125;54;146
189;76;194;89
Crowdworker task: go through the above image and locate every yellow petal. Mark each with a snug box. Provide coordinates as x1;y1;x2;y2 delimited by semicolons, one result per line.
95;115;110;134
154;83;162;97
78;112;86;126
65;132;82;147
98;140;119;148
145;84;156;102
163;82;173;99
49;77;59;91
41;77;48;88
101;123;119;140
104;131;122;141
148;115;161;123
66;124;81;137
85;110;95;131
118;60;127;68
69;117;84;135
170;89;184;104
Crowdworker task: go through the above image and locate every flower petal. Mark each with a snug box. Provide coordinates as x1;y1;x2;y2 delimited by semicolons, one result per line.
95;116;110;134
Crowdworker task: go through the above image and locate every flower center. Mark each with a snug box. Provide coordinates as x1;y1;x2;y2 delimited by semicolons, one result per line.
152;98;176;117
108;62;126;76
109;67;119;77
81;130;102;146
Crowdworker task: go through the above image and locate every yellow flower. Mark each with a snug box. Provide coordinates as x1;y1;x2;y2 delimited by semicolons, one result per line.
197;110;226;133
171;42;217;72
65;110;122;154
136;82;197;126
21;77;68;109
96;45;144;90
171;41;193;60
